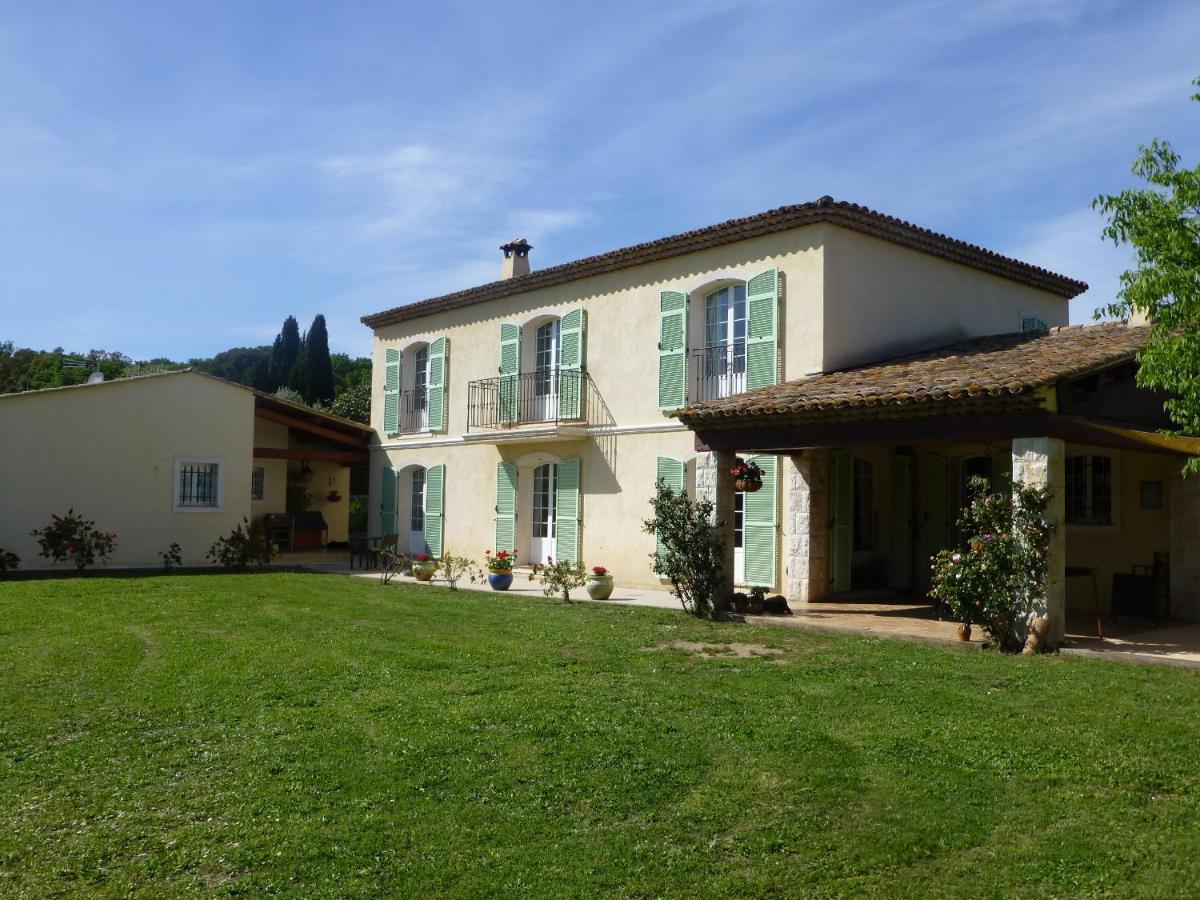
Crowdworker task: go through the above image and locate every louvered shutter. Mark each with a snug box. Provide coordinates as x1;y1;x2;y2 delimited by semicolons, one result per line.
555;456;581;565
830;450;852;592
1022;316;1048;333
745;268;778;390
888;454;913;589
742;455;778;587
382;348;401;434
380;463;397;536
557;308;587;420
494;461;517;554
427;337;447;432
498;324;520;424
424;464;445;557
658;290;688;410
654;457;686;566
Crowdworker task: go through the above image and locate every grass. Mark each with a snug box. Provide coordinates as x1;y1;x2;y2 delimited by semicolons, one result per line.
1;573;1198;897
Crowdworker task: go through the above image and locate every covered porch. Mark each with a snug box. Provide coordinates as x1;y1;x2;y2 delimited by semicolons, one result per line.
677;323;1200;648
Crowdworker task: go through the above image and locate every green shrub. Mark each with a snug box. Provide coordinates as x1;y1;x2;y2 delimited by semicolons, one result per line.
159;543;183;572
643;479;725;619
206;519;272;570
30;510;117;570
930;476;1054;652
533;558;587;603
0;547;19;576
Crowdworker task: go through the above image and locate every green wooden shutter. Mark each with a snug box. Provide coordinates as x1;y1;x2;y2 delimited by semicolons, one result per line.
658;290;688;410
743;455;778;587
555;457;581;565
921;455;948;588
424;464;445;557
494;461;517;554
558;308;587;420
654;457;686;564
498;324;520;424
382;348;401;434
830;450;852;592
427;337;447;432
380;463;397;536
1022;316;1048;333
888;454;913;590
745;268;779;390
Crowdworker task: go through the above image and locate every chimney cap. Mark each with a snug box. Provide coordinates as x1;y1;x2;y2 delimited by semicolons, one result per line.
500;238;533;258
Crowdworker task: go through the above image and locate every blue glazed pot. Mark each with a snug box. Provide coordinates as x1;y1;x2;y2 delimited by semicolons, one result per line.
488;572;513;591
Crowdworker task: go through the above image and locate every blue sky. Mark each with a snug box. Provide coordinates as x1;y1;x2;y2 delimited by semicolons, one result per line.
1;0;1198;360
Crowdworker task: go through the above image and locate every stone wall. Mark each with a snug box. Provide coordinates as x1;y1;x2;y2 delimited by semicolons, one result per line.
1012;437;1066;645
784;451;829;602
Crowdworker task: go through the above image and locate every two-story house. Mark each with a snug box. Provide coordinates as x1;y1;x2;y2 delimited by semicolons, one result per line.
361;197;1119;599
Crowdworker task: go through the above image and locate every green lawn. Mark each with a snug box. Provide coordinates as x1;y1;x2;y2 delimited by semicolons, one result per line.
1;574;1198;897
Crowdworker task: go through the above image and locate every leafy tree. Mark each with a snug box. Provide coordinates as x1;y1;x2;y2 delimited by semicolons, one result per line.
331;353;373;395
271;316;302;391
1094;76;1200;474
329;382;370;423
191;346;272;390
299;314;335;404
643;479;726;619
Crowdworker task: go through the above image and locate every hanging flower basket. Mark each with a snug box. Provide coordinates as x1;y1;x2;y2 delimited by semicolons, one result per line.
730;458;764;493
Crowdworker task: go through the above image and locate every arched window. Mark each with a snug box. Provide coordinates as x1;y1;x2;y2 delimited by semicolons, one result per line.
699;284;747;400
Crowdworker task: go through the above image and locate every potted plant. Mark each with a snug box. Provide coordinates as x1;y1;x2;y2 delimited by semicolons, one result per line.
585;565;614;601
412;553;437;582
730;458;764;492
485;549;514;590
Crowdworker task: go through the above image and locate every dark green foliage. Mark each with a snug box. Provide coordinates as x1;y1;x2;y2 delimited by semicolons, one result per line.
1094;76;1200;475
348;497;367;534
205;518;272;570
298;314;335;404
159;543;183;572
271;315;302;391
331;353;372;395
1;574;1199;896
0;547;19;575
329;381;370;423
644;478;725;618
29;509;117;570
930;476;1055;652
191;346;272;391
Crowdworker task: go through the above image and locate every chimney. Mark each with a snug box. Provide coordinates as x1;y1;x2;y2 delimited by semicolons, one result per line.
500;238;532;279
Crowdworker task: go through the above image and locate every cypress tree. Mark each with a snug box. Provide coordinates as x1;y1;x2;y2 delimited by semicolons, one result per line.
301;314;335;404
271;316;301;391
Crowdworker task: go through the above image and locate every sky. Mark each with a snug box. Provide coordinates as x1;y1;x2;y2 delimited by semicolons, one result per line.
1;0;1198;361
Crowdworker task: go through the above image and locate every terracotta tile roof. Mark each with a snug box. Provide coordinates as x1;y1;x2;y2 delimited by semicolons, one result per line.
674;322;1149;426
361;197;1088;328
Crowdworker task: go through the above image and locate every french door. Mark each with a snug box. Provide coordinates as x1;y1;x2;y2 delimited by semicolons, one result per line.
530;319;560;422
412;345;429;431
530;463;557;564
702;285;747;399
408;468;427;554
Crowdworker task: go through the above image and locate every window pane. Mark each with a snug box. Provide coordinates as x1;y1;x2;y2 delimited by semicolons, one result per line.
251;466;264;501
410;469;425;532
178;462;219;507
1091;456;1112;523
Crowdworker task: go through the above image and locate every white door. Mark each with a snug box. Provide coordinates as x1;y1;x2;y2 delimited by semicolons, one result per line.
733;489;745;584
530;463;557;564
408;468;427;554
702;285;747;400
531;319;560;422
412;345;430;431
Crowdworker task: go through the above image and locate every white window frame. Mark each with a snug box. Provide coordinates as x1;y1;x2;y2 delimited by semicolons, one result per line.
173;456;226;513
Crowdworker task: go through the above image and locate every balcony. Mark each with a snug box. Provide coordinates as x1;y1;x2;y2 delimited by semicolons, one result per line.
690;343;746;402
466;368;601;441
392;388;430;434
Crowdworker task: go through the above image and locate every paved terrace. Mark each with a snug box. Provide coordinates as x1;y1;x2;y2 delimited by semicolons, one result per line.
280;551;1200;668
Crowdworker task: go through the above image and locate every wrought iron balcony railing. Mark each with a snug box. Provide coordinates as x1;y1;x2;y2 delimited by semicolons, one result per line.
689;343;746;402
393;388;430;434
467;368;598;431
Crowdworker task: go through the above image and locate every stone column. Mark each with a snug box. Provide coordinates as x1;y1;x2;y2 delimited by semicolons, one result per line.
785;450;829;603
1012;437;1066;648
1169;469;1200;622
712;449;737;616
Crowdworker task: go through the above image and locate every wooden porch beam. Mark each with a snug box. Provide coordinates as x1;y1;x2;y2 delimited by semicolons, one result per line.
253;447;368;465
254;406;370;447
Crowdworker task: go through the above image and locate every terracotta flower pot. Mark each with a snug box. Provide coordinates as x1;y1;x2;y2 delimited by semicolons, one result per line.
735;478;762;493
585;574;614;601
412;560;437;582
956;623;973;641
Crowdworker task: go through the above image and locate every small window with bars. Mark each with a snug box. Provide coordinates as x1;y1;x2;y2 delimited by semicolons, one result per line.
174;458;223;511
251;466;265;501
1066;454;1113;525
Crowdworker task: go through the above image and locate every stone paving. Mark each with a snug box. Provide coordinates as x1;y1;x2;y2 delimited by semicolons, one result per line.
287;553;1200;668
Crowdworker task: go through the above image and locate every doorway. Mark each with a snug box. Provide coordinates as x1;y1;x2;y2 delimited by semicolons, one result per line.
408;467;427;554
531;462;558;564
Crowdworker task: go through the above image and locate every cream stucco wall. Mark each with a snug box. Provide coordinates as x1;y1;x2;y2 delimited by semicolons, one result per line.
297;460;351;544
252;418;289;519
0;373;254;568
820;227;1069;372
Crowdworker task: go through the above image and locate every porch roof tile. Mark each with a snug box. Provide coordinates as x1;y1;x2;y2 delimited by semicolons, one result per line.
674;322;1150;425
